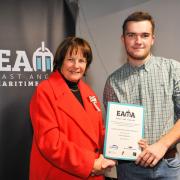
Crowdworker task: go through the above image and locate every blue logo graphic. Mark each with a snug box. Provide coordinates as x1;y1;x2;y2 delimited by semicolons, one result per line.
32;42;53;72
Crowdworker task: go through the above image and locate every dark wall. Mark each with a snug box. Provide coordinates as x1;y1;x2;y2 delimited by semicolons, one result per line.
0;0;76;179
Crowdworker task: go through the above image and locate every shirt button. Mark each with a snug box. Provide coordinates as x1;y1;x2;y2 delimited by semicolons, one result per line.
95;148;99;153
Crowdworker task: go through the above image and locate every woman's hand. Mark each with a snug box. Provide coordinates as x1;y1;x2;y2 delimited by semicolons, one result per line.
91;154;116;176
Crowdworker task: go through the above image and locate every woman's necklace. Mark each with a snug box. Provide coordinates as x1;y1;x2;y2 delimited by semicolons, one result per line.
70;88;79;92
61;73;79;92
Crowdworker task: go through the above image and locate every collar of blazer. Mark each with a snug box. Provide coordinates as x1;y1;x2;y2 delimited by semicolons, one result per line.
48;71;100;146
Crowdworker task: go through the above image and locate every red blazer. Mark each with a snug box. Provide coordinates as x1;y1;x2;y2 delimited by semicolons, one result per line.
29;71;105;180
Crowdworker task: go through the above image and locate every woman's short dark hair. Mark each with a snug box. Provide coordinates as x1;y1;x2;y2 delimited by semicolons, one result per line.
122;11;155;35
53;36;93;72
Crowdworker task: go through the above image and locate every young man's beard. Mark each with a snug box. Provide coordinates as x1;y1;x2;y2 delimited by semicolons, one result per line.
126;50;150;61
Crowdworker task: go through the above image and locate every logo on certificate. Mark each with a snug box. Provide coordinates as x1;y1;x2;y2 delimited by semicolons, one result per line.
109;145;118;150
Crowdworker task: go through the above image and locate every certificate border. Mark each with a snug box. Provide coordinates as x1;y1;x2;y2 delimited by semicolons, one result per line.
103;102;144;160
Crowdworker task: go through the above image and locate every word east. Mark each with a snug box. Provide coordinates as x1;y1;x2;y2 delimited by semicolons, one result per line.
0;73;49;80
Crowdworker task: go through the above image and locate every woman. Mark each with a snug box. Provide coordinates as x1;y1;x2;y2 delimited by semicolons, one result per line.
29;37;115;180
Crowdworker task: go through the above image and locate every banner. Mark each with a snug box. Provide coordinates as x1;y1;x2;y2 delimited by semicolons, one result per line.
0;0;76;179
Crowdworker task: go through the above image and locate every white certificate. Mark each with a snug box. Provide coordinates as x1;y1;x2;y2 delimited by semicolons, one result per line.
104;102;144;161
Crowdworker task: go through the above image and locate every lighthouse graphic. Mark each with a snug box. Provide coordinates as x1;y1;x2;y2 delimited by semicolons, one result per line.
32;42;53;72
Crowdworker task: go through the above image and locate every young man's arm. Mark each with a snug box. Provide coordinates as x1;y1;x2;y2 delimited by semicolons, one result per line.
136;119;180;167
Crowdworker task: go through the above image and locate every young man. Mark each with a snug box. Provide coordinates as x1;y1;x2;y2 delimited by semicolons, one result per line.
103;11;180;180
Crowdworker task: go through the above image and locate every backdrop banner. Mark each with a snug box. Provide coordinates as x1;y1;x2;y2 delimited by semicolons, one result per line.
0;0;75;179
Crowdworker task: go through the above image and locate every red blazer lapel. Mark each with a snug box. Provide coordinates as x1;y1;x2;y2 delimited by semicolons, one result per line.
48;71;99;146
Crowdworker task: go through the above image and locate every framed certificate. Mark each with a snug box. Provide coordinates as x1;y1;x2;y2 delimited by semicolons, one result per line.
104;102;144;161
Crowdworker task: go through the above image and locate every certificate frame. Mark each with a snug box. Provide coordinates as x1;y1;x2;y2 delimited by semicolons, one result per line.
104;102;144;161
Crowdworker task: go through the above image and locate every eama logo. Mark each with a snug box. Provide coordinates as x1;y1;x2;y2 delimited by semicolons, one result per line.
0;41;54;87
0;41;53;72
33;42;53;72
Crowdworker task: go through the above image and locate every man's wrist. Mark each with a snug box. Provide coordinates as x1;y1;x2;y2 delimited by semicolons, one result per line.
158;139;169;150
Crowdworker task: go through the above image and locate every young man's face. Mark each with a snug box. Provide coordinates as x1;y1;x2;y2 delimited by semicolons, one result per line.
121;20;155;62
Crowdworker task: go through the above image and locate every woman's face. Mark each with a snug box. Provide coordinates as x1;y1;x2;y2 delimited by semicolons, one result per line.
60;48;87;82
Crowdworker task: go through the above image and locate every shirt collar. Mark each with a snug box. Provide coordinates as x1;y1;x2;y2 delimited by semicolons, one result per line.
127;55;155;72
